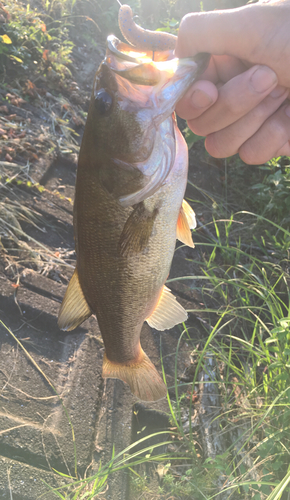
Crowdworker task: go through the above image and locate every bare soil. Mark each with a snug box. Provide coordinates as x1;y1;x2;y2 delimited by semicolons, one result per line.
0;31;226;499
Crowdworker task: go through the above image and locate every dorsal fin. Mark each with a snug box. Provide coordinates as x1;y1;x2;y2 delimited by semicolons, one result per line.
146;285;187;330
58;268;92;331
176;199;196;248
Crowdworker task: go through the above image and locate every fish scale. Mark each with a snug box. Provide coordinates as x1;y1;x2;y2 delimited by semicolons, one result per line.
58;9;209;401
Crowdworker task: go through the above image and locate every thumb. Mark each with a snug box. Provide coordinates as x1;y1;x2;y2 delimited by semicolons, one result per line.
175;5;264;62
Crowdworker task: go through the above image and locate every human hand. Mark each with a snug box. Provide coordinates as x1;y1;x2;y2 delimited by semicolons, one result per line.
175;0;290;164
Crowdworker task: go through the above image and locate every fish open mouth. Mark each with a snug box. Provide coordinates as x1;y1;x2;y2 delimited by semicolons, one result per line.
106;35;175;86
99;36;210;207
107;35;175;64
106;35;209;87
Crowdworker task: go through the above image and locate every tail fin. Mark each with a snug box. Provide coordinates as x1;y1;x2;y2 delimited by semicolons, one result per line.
102;350;167;402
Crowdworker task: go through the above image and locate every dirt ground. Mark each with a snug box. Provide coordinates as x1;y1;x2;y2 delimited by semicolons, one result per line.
0;30;226;498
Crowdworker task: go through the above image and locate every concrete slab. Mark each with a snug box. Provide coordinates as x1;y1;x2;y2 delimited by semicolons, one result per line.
0;272;103;495
0;150;209;498
0;263;200;498
0;456;64;500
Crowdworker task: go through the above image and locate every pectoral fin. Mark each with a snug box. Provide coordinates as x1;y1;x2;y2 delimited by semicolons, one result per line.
176;199;196;248
58;268;92;331
182;199;196;229
146;285;187;330
119;202;158;257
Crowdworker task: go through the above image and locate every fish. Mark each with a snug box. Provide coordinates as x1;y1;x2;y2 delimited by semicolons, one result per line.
58;11;209;401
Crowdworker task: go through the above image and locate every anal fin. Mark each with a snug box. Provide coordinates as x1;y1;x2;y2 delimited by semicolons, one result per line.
58;268;92;331
102;349;167;402
176;199;196;248
146;285;187;330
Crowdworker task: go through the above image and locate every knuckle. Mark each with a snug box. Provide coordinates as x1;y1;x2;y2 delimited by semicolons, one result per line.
268;115;289;144
239;143;261;164
239;139;271;165
277;141;290;157
178;14;196;45
205;134;225;158
175;103;188;120
179;13;191;30
224;96;247;117
188;119;207;137
179;13;198;33
250;103;268;122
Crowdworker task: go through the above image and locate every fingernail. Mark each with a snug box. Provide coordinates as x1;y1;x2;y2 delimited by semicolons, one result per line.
270;85;286;98
285;105;290;118
250;66;277;93
191;89;213;109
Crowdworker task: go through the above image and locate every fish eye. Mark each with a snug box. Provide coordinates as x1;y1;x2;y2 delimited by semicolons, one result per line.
94;89;113;115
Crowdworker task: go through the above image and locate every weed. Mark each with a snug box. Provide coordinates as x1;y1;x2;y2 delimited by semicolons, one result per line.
2;1;290;498
0;0;73;80
250;159;290;226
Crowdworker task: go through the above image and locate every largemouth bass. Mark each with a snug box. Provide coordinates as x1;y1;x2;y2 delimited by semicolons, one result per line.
58;17;209;401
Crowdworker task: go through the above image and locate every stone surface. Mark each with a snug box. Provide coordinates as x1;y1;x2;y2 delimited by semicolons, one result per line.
0;246;205;499
0;91;222;500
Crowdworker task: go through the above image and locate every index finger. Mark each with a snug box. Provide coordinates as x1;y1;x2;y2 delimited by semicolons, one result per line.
186;65;279;135
175;55;249;121
175;80;218;120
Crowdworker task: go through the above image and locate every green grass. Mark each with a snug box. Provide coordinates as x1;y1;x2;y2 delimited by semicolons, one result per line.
3;151;290;498
39;206;290;499
1;0;290;497
128;160;290;500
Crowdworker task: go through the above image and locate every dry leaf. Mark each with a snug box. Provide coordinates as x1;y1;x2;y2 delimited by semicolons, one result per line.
72;115;84;126
16;131;26;139
0;105;9;114
24;80;38;98
23;142;36;152
10;97;25;107
42;49;49;61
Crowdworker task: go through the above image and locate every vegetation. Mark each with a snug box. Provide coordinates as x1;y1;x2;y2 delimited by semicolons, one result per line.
1;0;290;499
41;154;290;499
